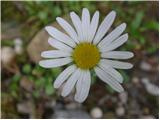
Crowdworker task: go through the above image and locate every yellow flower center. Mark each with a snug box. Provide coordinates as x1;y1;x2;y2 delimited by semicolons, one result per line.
72;42;100;70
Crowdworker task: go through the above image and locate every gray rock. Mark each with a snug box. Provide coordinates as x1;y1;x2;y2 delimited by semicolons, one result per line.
132;77;140;84
115;106;125;117
142;78;159;96
119;91;128;104
1;47;16;66
27;28;53;63
140;115;155;119
14;38;23;55
53;110;69;118
17;101;32;114
20;76;34;92
90;107;103;119
52;109;91;119
111;96;118;103
140;61;152;71
103;112;115;119
65;102;81;110
129;100;141;116
45;100;56;108
27;17;68;63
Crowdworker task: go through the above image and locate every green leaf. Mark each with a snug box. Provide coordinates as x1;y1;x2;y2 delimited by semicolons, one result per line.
118;70;129;83
34;65;45;73
22;64;32;74
32;65;45;76
33;90;40;98
10;82;18;91
147;46;158;54
53;6;61;17
11;91;18;98
106;85;115;94
131;11;144;30
51;67;62;78
145;21;159;31
45;83;55;95
91;70;97;85
38;11;48;20
1;40;14;47
12;74;21;83
35;78;45;88
130;29;141;38
28;75;35;81
139;36;146;45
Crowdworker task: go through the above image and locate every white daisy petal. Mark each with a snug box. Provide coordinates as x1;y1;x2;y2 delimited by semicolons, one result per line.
101;59;133;69
99;61;123;83
82;8;90;42
98;23;126;48
78;70;91;102
101;51;134;59
41;50;71;58
75;70;91;103
45;26;76;47
54;65;77;88
100;33;128;52
88;11;99;42
61;68;81;97
74;70;85;99
93;11;116;45
70;12;83;41
39;57;72;68
74;70;84;95
48;37;73;52
56;17;79;44
94;66;124;92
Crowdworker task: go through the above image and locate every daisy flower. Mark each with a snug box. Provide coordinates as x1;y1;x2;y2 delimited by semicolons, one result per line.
39;8;134;103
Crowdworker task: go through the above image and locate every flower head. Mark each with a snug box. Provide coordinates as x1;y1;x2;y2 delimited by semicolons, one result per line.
39;8;134;103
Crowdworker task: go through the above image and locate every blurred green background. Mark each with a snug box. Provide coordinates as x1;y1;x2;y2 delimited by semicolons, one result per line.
1;1;159;119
